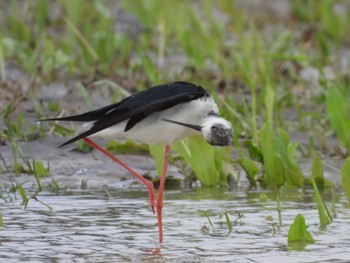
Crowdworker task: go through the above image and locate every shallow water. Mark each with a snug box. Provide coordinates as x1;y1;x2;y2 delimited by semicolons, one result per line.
1;188;350;263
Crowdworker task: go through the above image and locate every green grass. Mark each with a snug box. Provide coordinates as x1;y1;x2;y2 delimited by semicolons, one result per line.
1;0;350;196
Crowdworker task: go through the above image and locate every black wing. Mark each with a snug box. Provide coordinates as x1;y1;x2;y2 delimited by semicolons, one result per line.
41;81;208;147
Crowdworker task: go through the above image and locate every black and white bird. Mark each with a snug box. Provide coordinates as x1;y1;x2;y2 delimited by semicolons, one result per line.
42;81;233;243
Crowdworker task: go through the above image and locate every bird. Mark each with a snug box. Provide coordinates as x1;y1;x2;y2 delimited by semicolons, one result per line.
41;81;233;243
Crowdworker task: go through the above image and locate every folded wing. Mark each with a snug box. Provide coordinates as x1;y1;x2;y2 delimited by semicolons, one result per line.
41;82;208;147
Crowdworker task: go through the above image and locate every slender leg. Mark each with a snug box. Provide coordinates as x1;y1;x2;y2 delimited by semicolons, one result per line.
83;137;155;213
156;144;170;243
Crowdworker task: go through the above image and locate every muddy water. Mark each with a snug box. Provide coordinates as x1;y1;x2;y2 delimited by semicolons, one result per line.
1;188;350;262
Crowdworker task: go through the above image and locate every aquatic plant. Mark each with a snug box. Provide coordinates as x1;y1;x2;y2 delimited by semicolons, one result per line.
288;214;315;250
259;124;305;188
341;156;350;202
326;86;350;154
310;177;332;226
172;136;231;187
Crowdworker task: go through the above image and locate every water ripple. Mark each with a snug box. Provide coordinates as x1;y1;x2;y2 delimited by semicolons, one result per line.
1;189;350;262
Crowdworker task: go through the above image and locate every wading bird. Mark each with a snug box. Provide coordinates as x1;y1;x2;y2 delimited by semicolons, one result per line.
41;81;233;242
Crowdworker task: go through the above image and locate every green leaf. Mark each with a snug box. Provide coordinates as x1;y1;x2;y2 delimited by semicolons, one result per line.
75;140;92;152
149;144;166;177
275;130;305;186
33;160;50;192
51;177;60;190
244;140;263;163
310;177;332;226
288;214;315;249
264;82;275;124
259;123;277;187
52;123;75;137
33;160;50;177
326;87;350;151
310;155;333;188
202;211;215;233
224;211;233;236
172;136;228;187
341;156;350;202
16;184;28;205
312;154;324;186
239;157;259;187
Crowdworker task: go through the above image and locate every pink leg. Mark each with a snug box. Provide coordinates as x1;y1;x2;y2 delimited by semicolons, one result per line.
83;138;155;213
156;144;170;243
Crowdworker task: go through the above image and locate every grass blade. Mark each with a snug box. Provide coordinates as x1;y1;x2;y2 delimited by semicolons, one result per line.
341;156;350;202
224;211;233;236
202;211;215;233
310;177;332;226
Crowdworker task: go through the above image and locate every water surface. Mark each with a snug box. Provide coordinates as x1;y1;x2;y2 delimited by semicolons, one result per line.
1;188;350;262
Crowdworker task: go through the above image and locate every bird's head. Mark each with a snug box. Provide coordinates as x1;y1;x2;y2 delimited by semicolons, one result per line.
201;117;233;146
162;117;233;146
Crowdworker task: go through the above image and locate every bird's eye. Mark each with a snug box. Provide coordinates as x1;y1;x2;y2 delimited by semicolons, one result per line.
211;125;219;130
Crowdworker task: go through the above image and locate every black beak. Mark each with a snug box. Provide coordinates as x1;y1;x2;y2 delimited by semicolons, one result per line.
162;119;202;131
